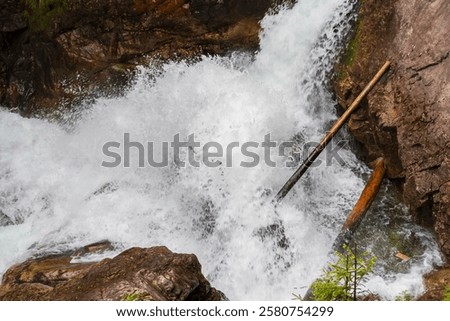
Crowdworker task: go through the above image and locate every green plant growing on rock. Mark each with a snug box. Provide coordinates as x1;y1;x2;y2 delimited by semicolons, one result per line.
444;286;450;301
22;0;68;31
343;20;360;67
311;244;376;301
395;290;413;301
337;19;361;81
122;291;147;301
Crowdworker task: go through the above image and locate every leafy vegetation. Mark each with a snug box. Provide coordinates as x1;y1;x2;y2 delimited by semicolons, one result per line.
395;290;413;301
310;244;376;301
444;286;450;301
122;291;147;301
22;0;68;31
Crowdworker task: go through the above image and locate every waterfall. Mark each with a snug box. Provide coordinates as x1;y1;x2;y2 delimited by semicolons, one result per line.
0;0;442;300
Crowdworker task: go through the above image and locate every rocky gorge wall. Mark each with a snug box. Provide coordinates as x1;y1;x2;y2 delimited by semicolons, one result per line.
0;0;287;115
336;0;450;261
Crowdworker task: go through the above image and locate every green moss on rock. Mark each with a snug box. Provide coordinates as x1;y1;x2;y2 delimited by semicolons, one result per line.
343;20;361;67
22;0;68;31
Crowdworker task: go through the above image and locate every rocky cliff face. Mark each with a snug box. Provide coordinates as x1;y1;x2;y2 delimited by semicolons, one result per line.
336;0;450;260
0;246;224;301
0;0;284;115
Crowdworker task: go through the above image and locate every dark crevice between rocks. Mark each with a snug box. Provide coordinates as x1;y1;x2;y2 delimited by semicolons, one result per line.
414;194;436;229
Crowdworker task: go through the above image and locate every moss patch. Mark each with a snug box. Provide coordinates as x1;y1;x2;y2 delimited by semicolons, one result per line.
445;286;450;301
338;19;361;81
22;0;68;32
343;20;361;67
122;291;149;301
337;0;396;83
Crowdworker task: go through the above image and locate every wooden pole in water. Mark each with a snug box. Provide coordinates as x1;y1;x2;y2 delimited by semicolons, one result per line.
273;61;391;203
332;157;386;251
303;158;386;300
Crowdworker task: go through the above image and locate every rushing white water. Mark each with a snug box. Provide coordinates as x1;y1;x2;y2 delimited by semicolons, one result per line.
0;0;443;300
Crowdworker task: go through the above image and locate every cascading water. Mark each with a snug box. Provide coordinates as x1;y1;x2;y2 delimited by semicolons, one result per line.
0;0;443;300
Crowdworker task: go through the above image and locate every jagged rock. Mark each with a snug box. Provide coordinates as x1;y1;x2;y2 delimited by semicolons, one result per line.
0;0;285;115
418;267;450;301
73;240;114;256
335;0;450;260
0;211;13;226
1;255;95;289
0;246;224;301
0;283;54;301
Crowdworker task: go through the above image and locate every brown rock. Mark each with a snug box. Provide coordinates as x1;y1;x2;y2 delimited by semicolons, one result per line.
73;240;114;256
1;255;94;289
0;246;224;301
418;267;450;301
0;0;285;115
0;283;54;301
335;0;450;260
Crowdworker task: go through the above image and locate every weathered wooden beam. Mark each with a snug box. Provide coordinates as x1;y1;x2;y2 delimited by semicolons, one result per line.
303;158;386;300
332;157;386;251
273;61;391;203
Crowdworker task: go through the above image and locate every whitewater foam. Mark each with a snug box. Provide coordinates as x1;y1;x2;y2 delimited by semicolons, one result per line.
0;0;442;300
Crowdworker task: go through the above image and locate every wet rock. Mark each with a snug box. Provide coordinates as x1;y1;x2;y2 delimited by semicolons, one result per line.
418;267;450;301
335;0;450;260
73;240;114;257
0;283;54;301
0;246;224;301
0;211;13;227
0;0;284;115
1;255;94;289
359;293;382;301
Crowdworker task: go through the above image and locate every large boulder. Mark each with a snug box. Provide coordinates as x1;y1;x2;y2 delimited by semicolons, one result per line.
0;246;224;301
335;0;450;260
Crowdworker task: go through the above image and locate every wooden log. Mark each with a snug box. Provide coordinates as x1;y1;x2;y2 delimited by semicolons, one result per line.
303;158;386;300
332;157;386;251
395;252;410;262
273;61;391;204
